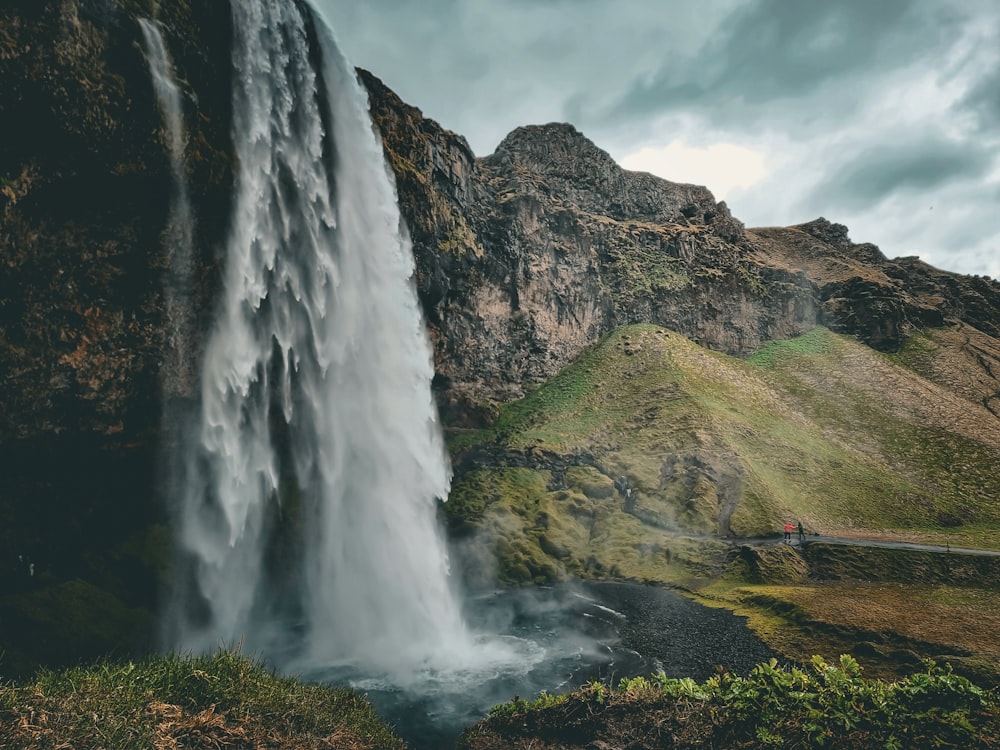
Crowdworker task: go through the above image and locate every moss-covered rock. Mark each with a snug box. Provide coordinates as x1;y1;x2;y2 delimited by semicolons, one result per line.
448;324;1000;591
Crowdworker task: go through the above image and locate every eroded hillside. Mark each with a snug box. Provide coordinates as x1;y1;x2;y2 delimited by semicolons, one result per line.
445;325;1000;587
363;72;1000;430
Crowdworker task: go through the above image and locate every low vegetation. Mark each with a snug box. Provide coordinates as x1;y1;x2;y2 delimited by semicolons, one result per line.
461;656;1000;749
0;650;403;750
446;324;1000;591
7;650;998;750
443;322;1000;691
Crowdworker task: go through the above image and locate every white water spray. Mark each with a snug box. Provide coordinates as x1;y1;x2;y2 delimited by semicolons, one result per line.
139;17;196;390
164;0;474;680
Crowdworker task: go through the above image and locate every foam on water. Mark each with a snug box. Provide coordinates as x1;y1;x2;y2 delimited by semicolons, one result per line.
162;0;474;683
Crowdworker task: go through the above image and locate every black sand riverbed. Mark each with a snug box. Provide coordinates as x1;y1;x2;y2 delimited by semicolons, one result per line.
584;580;778;680
362;581;777;749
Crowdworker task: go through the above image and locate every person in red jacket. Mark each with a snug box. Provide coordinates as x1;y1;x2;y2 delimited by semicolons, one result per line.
784;522;793;543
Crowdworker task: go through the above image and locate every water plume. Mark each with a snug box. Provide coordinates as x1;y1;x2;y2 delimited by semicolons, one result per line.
138;17;196;393
162;0;470;683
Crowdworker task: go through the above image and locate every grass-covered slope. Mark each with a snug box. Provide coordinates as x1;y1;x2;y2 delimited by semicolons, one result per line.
0;651;403;750
446;324;1000;585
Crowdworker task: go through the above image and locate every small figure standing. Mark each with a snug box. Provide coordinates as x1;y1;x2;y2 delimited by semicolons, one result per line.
784;522;793;543
797;521;805;542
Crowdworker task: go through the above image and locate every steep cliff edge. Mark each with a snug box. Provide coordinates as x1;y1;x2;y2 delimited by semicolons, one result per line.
363;71;1000;426
0;0;233;442
0;0;235;675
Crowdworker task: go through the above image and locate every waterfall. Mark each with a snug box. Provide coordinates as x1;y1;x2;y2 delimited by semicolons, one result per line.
163;0;472;681
138;18;196;392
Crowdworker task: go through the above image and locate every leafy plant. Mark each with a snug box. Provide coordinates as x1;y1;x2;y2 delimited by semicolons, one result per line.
469;656;1000;749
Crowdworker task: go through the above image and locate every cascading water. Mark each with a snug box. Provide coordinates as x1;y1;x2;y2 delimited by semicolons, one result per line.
139;17;196;392
146;4;751;747
163;0;473;681
142;5;799;747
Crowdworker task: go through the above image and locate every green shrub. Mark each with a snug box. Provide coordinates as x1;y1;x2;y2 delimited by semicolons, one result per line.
471;656;1000;749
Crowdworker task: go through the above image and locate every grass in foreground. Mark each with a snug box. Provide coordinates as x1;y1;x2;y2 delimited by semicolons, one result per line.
0;650;404;750
461;656;1000;750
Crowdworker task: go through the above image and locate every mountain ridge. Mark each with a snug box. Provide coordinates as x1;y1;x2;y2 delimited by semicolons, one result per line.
359;69;1000;430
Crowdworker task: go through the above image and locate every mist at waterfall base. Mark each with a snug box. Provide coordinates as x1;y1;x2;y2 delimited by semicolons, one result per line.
143;1;665;746
144;0;640;725
316;584;662;750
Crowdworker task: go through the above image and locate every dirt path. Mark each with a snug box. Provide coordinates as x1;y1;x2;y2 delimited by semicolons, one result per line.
734;534;1000;557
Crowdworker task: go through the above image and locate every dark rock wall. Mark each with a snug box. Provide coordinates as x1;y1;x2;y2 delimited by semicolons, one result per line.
0;0;233;442
0;0;234;675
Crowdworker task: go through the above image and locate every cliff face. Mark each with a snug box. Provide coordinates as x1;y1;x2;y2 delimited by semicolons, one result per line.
0;0;233;443
363;72;814;423
2;0;1000;674
0;0;235;675
362;72;1000;425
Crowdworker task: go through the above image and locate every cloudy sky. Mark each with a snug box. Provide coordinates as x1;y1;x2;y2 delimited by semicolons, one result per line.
314;0;999;278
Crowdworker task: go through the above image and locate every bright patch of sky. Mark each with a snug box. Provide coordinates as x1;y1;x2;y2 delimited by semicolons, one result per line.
619;141;770;201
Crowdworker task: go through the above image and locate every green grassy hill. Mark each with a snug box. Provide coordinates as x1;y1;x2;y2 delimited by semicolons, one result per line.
446;325;1000;586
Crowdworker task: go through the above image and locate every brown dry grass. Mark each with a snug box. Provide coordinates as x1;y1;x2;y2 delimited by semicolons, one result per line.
747;226;891;286
709;579;1000;687
0;652;403;750
756;583;1000;657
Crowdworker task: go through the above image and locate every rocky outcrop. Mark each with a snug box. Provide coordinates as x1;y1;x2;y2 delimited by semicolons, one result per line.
748;218;1000;351
364;75;823;424
363;78;1000;426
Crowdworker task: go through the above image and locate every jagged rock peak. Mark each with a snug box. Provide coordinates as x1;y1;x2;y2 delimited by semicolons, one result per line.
794;217;887;265
795;217;851;247
483;122;743;238
489;122;618;176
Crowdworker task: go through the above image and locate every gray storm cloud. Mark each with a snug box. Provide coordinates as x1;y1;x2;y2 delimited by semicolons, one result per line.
316;0;999;277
